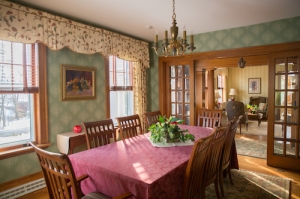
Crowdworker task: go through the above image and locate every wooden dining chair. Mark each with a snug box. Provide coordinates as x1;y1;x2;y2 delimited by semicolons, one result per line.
116;114;143;140
183;132;214;199
218;115;243;197
82;119;116;149
29;142;133;199
197;108;223;128
143;110;162;129
200;122;231;199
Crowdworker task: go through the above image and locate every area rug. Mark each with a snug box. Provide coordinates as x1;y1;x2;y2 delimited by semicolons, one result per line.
235;137;267;159
235;137;294;159
206;169;291;199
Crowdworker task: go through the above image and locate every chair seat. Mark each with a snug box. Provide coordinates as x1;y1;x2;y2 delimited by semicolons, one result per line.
82;192;110;199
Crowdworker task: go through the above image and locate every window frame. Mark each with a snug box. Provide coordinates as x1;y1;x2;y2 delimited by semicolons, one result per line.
105;56;134;119
0;43;49;160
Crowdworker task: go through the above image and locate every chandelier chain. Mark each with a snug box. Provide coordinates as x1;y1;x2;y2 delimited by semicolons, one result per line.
172;0;176;20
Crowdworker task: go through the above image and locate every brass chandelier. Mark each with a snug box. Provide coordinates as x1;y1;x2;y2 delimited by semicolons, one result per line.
152;0;196;56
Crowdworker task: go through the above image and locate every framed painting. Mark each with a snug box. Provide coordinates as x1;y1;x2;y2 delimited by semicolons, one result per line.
61;64;96;101
248;78;261;94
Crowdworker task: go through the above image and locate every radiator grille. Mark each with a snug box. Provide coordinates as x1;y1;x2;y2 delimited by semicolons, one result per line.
0;178;46;199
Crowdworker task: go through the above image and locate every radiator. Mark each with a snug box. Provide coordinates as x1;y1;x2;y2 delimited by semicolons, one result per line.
0;178;46;199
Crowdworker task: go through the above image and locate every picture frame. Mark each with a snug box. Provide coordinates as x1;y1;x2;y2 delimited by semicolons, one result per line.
248;78;261;94
61;64;96;101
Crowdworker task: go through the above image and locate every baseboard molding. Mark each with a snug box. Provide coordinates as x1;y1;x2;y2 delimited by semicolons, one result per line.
0;172;43;192
0;178;46;199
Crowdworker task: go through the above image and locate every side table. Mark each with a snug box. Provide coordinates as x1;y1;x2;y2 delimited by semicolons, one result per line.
247;112;263;126
57;132;86;154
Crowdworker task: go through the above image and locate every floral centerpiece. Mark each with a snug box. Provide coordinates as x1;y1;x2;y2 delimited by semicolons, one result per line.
149;115;195;143
247;104;258;113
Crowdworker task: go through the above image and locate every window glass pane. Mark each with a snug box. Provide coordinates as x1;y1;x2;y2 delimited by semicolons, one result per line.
185;91;190;102
184;104;190;115
287;74;298;89
0;94;33;147
177;91;182;102
286;142;296;157
274;140;283;155
185;78;189;90
287;91;298;107
177;104;182;114
288;57;298;72
184;65;189;77
274;124;283;138
274;107;283;122
170;78;175;90
274;91;285;106
287;125;298;141
110;91;133;124
287;108;298;123
177;78;182;90
170;66;175;77
171;103;175;114
275;75;285;89
171;91;175;102
275;58;285;73
178;66;183;77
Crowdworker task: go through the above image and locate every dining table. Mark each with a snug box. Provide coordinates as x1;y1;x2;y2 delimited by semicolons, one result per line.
69;125;239;199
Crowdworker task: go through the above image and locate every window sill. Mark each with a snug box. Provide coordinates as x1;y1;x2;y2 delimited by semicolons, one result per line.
0;143;51;160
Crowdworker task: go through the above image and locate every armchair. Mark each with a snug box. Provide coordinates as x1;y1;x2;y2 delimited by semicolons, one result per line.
249;96;268;121
225;101;248;134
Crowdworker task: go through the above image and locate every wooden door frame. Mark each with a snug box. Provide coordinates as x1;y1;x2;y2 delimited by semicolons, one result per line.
159;58;195;125
158;40;300;171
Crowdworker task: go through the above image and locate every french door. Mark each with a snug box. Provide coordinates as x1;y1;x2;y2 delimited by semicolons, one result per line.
159;60;195;125
268;51;300;171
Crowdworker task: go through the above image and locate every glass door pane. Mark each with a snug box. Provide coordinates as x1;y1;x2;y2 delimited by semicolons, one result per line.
272;54;300;162
169;65;190;124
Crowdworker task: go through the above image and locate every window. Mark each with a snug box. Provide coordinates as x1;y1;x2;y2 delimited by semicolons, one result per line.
0;40;48;158
108;55;134;124
217;75;226;103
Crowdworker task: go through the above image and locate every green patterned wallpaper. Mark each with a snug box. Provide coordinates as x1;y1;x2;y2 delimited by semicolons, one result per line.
147;16;300;112
0;47;106;183
1;16;300;184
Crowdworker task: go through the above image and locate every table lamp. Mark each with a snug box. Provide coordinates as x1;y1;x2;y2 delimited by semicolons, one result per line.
215;90;221;108
229;88;237;101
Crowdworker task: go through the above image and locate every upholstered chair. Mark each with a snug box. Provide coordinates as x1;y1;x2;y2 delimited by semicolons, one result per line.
225;101;248;134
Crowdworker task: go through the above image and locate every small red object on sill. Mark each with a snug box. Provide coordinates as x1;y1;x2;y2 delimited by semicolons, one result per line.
73;125;82;133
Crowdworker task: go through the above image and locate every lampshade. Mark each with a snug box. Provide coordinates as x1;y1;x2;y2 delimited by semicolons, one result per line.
229;88;237;96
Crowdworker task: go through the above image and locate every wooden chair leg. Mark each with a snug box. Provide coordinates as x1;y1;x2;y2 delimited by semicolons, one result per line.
219;169;225;197
227;167;234;185
214;180;221;199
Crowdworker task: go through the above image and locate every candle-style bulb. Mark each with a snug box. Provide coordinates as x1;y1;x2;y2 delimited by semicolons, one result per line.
190;31;194;43
155;30;158;43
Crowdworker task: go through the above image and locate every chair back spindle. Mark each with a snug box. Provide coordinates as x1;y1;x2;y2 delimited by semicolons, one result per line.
143;110;162;130
116;114;143;140
82;119;116;149
197;108;223;127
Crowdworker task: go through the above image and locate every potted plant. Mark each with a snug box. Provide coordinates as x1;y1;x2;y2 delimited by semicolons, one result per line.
148;115;195;143
247;104;258;113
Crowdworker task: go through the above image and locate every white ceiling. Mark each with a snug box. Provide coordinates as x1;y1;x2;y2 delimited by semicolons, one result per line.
10;0;300;42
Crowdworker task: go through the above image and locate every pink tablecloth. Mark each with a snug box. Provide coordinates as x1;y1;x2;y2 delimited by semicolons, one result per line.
69;125;238;199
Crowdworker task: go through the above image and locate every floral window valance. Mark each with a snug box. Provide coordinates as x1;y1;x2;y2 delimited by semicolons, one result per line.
0;0;150;68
